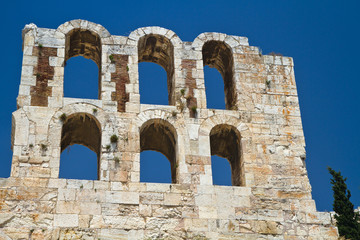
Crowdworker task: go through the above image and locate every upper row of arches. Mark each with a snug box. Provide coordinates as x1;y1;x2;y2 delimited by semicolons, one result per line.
55;19;248;50
28;20;251;110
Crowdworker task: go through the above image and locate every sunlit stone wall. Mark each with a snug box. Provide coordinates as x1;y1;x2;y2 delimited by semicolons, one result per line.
0;20;338;239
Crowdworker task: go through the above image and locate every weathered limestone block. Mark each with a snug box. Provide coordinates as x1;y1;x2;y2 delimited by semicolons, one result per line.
54;214;79;227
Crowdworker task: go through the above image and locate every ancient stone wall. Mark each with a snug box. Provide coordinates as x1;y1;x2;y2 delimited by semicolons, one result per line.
0;20;338;239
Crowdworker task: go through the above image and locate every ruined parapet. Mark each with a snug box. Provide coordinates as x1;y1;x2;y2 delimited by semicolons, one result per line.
0;19;338;239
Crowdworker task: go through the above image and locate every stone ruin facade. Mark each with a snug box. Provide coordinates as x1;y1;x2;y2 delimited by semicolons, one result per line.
0;19;338;239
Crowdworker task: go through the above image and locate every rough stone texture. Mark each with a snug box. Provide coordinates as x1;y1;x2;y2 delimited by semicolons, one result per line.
30;46;57;107
110;54;130;112
181;59;198;117
2;19;338;239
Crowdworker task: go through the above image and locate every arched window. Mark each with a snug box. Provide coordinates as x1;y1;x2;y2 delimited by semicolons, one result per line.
202;41;236;110
140;119;177;183
210;124;243;186
138;34;175;105
64;29;101;99
59;113;101;180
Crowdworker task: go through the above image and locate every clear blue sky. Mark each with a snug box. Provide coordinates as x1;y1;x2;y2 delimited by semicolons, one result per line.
1;0;359;212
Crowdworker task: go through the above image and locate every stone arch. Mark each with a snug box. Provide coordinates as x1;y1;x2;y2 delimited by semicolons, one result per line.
199;115;250;186
128;27;183;105
60;113;101;155
210;124;243;186
132;109;187;139
128;27;182;48
48;103;106;178
131;109;188;184
199;114;250;137
192;33;243;110
64;29;102;99
57;20;111;39
49;103;106;131
56;20;112;100
140;118;177;183
64;28;102;66
203;41;235;109
59;112;101;179
192;32;241;51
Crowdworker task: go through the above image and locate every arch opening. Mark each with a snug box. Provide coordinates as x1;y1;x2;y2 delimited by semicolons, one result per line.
64;29;102;99
139;62;168;105
211;155;232;186
138;34;175;105
60;144;98;180
60;113;101;180
140;151;172;183
140;119;177;183
210;124;243;186
202;41;236;109
204;65;226;109
64;56;99;99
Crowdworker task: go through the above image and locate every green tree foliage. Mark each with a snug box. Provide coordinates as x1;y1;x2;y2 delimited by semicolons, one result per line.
328;167;360;239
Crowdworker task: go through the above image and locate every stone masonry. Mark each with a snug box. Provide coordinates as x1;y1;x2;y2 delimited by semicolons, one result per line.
0;20;338;239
